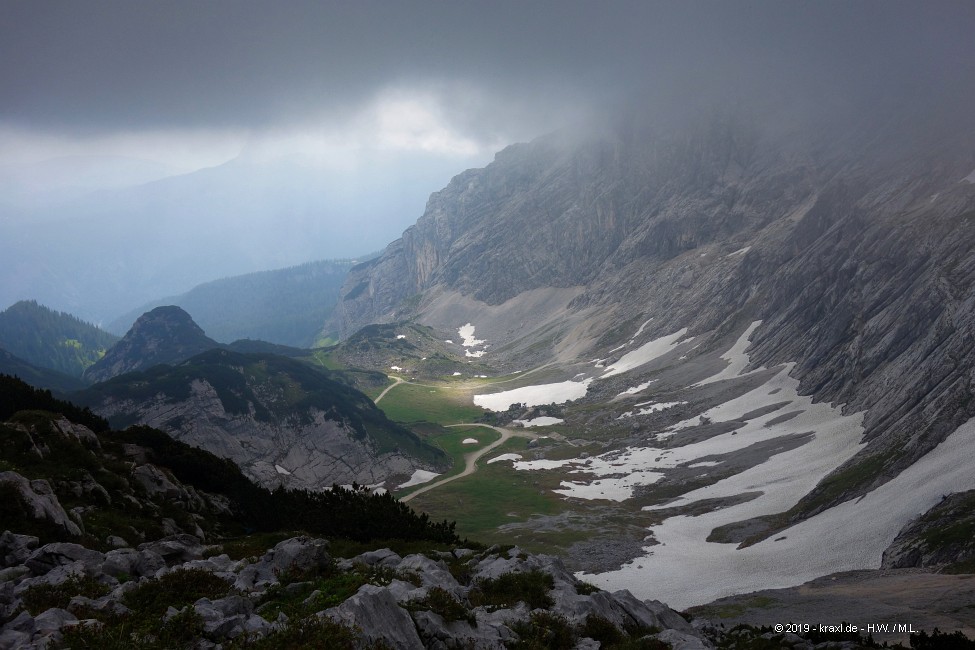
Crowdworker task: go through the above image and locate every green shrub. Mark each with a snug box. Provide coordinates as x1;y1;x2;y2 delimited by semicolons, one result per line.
407;586;475;625
21;575;110;614
510;611;575;649
468;570;554;610
122;568;233;615
227;615;361;649
581;614;625;646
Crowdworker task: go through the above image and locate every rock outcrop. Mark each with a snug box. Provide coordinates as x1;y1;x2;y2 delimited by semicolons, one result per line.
882;490;975;570
77;348;446;490
0;533;719;649
83;305;218;383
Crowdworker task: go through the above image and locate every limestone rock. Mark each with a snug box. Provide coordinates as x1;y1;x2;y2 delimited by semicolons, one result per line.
324;584;424;650
0;473;81;537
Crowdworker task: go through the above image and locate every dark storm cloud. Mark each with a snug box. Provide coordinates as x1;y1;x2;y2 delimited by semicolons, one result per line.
3;0;974;139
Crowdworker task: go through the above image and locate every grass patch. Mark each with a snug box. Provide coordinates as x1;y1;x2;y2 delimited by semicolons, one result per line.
407;437;564;541
393;425;500;498
694;595;779;620
376;381;486;424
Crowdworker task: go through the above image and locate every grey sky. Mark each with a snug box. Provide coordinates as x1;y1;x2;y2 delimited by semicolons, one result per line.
4;1;974;169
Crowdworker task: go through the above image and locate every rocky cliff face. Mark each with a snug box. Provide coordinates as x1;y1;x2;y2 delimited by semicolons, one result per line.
328;105;975;517
83;306;218;383
77;348;447;490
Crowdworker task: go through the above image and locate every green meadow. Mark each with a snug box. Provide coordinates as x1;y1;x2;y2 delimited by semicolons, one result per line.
406;437;565;543
376;381;486;424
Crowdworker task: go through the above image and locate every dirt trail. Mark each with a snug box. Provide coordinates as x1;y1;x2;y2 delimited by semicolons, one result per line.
373;376;405;403
400;424;535;503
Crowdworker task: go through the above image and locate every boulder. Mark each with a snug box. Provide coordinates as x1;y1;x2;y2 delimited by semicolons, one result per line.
655;628;714;650
24;543;104;577
138;534;203;565
398;554;461;593
0;531;39;569
0;473;82;537
412;609;507;649
324;584;424;650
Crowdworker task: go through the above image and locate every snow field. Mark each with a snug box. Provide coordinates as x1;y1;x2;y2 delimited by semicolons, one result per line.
601;328;690;378
473;378;593;411
396;469;442;489
586;415;975;609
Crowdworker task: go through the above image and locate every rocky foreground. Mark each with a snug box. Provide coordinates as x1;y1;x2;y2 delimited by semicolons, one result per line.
1;531;901;650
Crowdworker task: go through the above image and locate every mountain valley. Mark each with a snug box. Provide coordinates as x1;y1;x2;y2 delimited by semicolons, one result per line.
3;105;975;647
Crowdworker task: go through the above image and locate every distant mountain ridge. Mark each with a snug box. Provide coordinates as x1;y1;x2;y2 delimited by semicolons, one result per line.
108;258;363;348
0;300;118;377
0;347;87;393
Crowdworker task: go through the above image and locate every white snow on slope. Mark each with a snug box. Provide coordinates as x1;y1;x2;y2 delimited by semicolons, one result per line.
726;246;751;257
487;453;523;464
963;167;975;183
602;329;689;378
617;401;686;419
694;320;764;386
458;323;484;346
615;379;658;400
631;318;654;341
397;470;441;489
518;364;854;503
274;464;292;476
474;379;593;411
459;323;488;358
513;417;565;427
584;415;975;609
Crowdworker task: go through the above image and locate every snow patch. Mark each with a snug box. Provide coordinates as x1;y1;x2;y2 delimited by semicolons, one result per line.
390;365;403;371
726;246;751;257
631;318;654;341
693;320;764;387
452;372;462;376
616;379;658;399
513;416;565;427
396;470;441;489
474;379;593;411
396;334;406;339
602;329;689;378
461;438;480;445
487;453;523;464
274;464;292;476
617;401;686;419
963;167;975;183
